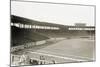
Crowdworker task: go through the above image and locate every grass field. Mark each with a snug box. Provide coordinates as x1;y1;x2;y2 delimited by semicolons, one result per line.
11;38;95;66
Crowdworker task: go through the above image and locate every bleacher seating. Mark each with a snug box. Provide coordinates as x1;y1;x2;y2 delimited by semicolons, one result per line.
11;26;49;47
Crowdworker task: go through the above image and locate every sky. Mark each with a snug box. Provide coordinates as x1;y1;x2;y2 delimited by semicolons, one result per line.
11;1;95;26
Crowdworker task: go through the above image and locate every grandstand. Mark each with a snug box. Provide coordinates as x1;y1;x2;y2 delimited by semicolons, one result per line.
11;15;95;66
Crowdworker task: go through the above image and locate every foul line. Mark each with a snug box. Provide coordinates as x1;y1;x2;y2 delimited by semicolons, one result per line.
27;51;87;62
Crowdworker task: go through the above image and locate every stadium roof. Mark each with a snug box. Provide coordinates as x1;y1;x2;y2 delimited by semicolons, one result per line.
11;15;66;27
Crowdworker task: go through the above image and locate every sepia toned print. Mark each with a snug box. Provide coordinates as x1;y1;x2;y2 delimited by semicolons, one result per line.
10;0;95;66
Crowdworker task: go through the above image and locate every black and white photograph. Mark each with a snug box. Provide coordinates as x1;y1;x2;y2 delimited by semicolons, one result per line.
10;0;95;66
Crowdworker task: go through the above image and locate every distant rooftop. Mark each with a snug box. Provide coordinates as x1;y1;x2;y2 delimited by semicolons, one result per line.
75;23;86;26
